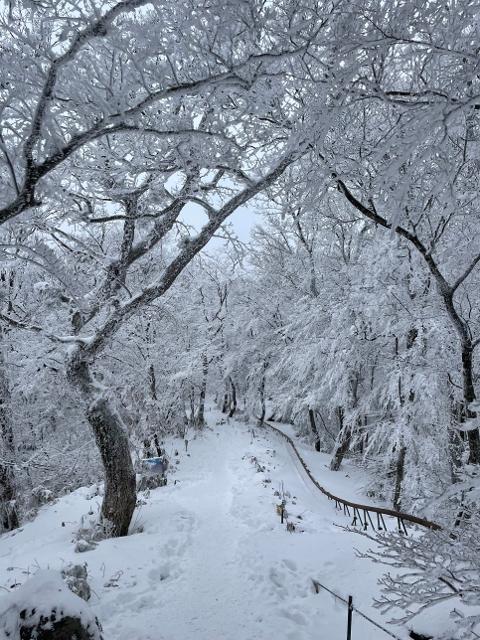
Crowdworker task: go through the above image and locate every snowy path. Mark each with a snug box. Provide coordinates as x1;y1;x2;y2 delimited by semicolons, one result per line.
0;413;411;640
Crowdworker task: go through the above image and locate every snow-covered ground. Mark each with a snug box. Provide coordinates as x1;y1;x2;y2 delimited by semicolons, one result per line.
0;409;424;639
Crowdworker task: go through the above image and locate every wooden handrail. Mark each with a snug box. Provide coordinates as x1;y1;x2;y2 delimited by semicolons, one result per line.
264;421;441;531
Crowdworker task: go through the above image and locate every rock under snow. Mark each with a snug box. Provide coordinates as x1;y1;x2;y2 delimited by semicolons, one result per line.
0;570;102;640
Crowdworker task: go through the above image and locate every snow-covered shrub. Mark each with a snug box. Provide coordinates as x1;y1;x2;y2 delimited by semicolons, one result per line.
0;570;102;640
356;520;480;640
30;486;55;508
61;564;91;602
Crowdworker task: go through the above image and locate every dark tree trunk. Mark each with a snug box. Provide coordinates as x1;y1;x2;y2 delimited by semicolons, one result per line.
228;376;237;417
189;385;196;426
86;398;136;537
143;438;154;458
257;364;267;425
393;444;406;511
148;363;157;401
146;363;163;455
392;333;410;510
196;352;208;427
68;357;136;538
221;392;229;413
460;340;480;464
308;408;321;451
153;433;162;457
448;399;463;483
0;345;18;532
0;462;18;531
330;371;359;470
330;407;350;471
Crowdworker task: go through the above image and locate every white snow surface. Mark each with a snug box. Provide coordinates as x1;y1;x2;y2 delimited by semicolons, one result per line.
0;410;444;639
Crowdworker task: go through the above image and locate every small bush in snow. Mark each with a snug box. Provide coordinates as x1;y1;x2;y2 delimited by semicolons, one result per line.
355;522;480;639
61;565;91;602
30;487;55;508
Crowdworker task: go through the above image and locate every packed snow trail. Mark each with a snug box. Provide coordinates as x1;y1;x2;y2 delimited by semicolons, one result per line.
0;412;411;639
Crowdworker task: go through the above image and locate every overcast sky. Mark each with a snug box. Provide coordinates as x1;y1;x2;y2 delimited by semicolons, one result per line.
180;202;260;249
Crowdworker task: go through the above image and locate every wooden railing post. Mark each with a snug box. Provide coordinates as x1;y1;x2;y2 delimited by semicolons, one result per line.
347;595;353;640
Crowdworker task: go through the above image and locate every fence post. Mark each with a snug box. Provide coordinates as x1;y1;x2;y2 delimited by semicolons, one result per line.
347;595;353;640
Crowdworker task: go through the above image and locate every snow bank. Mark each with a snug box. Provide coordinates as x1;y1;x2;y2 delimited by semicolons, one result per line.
0;569;102;640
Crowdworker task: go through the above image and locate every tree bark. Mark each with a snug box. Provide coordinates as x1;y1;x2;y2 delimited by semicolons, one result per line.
330;371;359;470
257;362;267;424
153;433;162;457
308;408;321;451
221;392;229;413
460;339;480;464
228;376;237;417
87;398;137;536
195;352;208;427
393;444;406;511
330;407;350;471
448;422;463;484
68;357;136;537
392;334;409;510
0;339;18;532
148;363;157;401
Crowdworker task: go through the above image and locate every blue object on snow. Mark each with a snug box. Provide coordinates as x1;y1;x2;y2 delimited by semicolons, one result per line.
141;457;167;475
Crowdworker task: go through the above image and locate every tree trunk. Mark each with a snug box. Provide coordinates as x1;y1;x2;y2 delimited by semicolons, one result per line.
144;362;162;456
68;357;136;538
0;342;18;532
87;398;137;536
460;339;480;464
393;444;406;511
143;438;154;458
153;433;162;457
228;376;237;418
221;392;229;413
148;363;157;401
308;408;321;451
330;407;350;471
196;352;208;427
392;333;409;510
257;364;267;425
330;370;360;470
448;423;463;484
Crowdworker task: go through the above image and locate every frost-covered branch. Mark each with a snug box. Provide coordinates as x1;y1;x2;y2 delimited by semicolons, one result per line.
355;526;480;637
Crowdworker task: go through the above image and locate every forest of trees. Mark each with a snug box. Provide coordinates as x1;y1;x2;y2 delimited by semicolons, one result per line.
0;1;480;635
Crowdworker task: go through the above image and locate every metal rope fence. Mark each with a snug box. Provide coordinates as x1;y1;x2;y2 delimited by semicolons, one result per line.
264;421;441;533
312;578;407;640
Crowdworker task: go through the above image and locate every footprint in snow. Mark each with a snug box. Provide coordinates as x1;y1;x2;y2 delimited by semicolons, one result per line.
279;608;308;626
269;562;311;601
148;563;172;582
134;593;156;609
173;511;196;532
282;558;297;572
268;567;288;599
162;538;180;554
